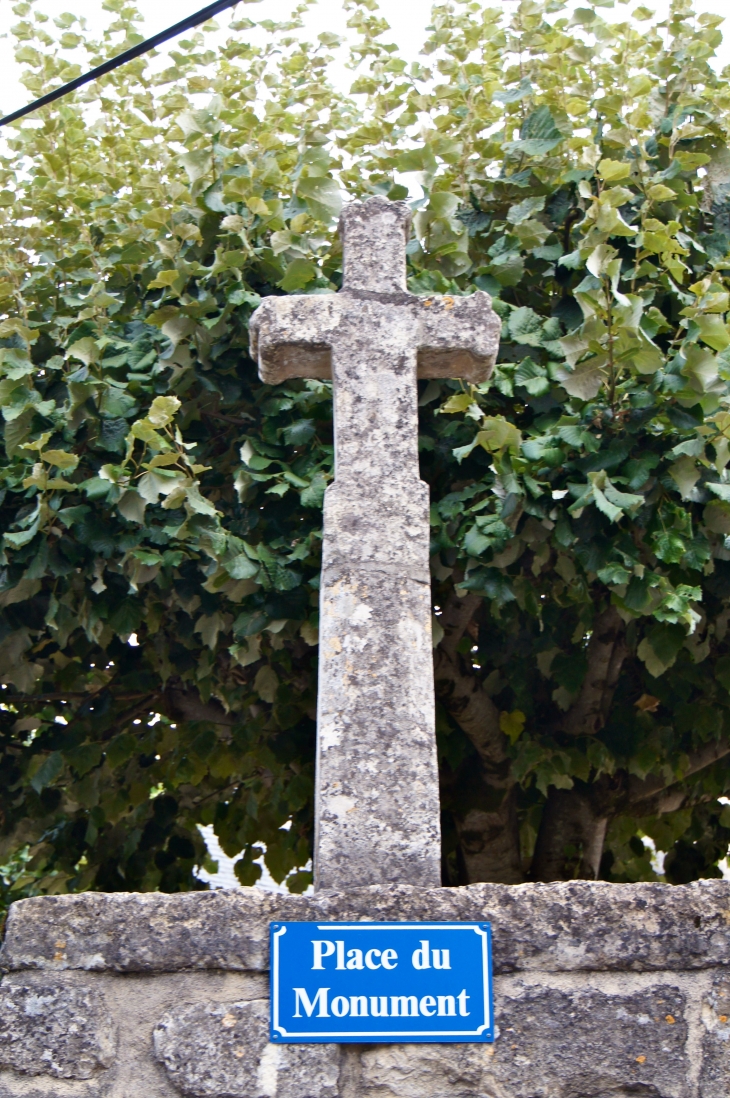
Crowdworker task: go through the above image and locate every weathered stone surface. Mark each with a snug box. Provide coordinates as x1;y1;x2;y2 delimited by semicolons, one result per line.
315;562;439;889
3;880;730;976
0;983;115;1080
700;970;730;1097
153;999;342;1098
249;196;499;890
356;982;689;1098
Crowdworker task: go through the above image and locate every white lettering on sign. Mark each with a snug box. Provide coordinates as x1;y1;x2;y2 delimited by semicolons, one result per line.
365;948;381;969
312;940;399;970
292;988;470;1018
346;948;364;969
411;940;451;970
312;941;335;970
390;995;418;1017
381;948;398;969
293;987;330;1018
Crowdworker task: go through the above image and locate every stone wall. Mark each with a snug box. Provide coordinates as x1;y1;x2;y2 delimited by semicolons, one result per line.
0;880;728;1097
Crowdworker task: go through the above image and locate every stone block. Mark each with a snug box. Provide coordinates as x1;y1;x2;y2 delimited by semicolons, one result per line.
0;983;115;1080
153;998;342;1098
3;880;729;976
700;970;730;1097
357;981;689;1098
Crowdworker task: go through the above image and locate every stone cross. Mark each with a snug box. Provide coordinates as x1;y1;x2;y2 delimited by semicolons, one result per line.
250;196;499;891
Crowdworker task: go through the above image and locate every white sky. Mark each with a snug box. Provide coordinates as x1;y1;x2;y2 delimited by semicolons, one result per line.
0;0;728;121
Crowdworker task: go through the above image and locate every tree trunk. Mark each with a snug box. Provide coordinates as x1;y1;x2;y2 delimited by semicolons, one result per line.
434;588;523;883
562;604;627;737
455;784;523;884
528;604;629;881
530;784;610;881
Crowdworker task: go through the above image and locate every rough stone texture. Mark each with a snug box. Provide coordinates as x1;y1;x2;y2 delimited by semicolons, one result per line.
153;999;342;1098
1;883;729;1097
0;983;115;1080
249;196;500;890
4;880;730;976
357;981;690;1098
489;980;689;1098
700;970;730;1097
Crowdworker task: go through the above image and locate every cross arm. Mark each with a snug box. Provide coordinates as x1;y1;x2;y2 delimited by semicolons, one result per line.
414;290;501;384
249;293;341;383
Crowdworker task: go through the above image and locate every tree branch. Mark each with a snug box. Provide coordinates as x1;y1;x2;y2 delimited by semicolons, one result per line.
562;604;627;737
163;681;236;726
433;587;523;882
0;692;151;703
438;589;482;661
433;590;507;772
626;738;730;812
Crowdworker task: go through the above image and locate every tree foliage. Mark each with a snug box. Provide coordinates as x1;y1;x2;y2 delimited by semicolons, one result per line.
2;0;730;912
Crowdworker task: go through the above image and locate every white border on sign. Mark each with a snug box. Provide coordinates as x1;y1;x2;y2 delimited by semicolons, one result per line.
271;922;491;1039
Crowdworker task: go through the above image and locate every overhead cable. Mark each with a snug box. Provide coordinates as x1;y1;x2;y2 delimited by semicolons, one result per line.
0;0;243;128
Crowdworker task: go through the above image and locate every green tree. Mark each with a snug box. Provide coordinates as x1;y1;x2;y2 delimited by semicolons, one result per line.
1;0;730;914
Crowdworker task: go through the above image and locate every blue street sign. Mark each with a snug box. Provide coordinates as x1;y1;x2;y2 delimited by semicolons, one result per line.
270;921;493;1043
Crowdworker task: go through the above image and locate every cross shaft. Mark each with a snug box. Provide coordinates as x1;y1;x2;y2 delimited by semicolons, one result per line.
250;197;499;890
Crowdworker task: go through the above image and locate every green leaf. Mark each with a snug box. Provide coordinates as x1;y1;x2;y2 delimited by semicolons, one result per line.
508;307;543;346
282;419;316;445
499;709;526;744
441;392;473;413
708;482;730;503
598;158;631;182
464;526;491;556
681;344;718;393
279;259;317;292
233;609;269;637
42;449;79;471
669;455;701;500
117;490;147;523
226;554;259;580
296;177;343;222
505;106;564;156
592;485;622;522
65;743;103;778
493;78;532;104
301;472;327;508
477;416;522;456
515;358;549;396
30;751;63;793
186;485;219;517
556;357;607;400
147;396;181;428
506;196;545;225
695;314;730;352
106;734;138;769
638;624;686;677
109;599;142;637
254;664;279;703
